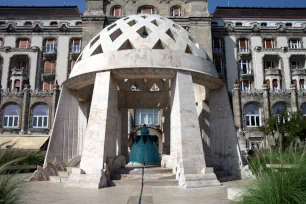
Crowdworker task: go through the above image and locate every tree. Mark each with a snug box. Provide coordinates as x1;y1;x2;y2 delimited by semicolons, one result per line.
260;109;306;150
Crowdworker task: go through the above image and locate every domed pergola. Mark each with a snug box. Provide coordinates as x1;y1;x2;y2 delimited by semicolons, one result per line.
45;15;239;189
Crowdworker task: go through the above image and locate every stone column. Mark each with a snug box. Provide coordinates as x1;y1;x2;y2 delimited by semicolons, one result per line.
80;71;118;175
262;84;271;119
290;84;298;112
120;108;129;160
170;71;220;188
20;84;30;134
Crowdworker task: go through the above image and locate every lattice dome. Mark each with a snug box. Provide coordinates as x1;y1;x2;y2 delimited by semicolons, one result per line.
76;14;207;63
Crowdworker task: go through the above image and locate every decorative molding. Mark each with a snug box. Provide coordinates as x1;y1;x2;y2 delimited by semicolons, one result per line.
0;46;40;53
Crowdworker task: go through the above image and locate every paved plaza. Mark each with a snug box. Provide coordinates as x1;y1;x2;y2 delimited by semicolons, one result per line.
23;180;229;204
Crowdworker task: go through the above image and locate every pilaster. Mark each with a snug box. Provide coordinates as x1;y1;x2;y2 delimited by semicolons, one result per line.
290;84;298;112
20;84;30;134
262;84;271;119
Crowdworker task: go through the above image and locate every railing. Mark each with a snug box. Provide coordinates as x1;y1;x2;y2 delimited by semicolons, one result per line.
292;68;306;76
212;47;224;53
264;68;280;75
11;67;28;76
238;48;251;54
43;46;57;54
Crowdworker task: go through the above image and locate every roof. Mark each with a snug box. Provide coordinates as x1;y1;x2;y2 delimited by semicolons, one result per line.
0;6;81;19
213;7;306;19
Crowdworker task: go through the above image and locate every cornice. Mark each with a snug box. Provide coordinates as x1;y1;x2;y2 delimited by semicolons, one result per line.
0;46;40;53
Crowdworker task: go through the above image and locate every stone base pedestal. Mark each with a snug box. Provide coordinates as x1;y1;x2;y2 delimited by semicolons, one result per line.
183;173;221;188
64;168;107;189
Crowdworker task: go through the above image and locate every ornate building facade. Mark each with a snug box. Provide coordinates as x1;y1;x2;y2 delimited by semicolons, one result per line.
0;3;306;156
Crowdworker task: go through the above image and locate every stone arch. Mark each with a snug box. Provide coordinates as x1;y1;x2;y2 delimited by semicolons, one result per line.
272;101;288;114
170;5;182;16
137;5;158;14
110;5;124;16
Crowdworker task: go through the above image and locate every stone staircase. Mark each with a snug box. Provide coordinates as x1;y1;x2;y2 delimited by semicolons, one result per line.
49;167;73;184
109;167;178;187
211;165;237;183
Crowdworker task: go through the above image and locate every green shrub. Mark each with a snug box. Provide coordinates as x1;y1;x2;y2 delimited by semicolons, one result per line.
235;152;306;204
0;150;44;167
0;153;25;204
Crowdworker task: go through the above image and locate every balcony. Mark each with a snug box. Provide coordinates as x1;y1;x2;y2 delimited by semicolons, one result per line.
69;47;81;59
265;68;281;76
11;67;28;77
292;68;306;76
43;47;57;60
238;48;251;55
41;72;55;80
240;70;253;80
212;47;224;55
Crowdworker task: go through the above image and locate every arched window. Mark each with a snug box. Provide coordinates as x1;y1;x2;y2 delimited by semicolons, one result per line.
137;6;156;14
244;103;261;127
301;103;306;117
171;6;182;17
32;104;49;128
111;6;123;17
272;103;286;114
3;104;20;128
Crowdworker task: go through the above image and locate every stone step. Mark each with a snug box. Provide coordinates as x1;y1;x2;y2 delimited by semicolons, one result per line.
185;179;221;188
109;179;178;187
218;175;238;183
215;170;229;178
112;173;174;180
184;173;218;181
49;176;68;183
113;167;172;175
58;171;70;178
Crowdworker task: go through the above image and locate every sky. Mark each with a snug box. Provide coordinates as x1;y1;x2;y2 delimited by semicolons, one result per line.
1;0;306;13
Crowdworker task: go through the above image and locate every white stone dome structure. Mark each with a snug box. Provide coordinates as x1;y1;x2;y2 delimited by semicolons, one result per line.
45;14;239;190
65;14;222;90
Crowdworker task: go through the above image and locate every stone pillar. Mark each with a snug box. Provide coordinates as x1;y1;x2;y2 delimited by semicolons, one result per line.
290;84;298;112
120;108;129;160
262;84;271;119
51;85;60;127
20;84;30;134
80;71;118;175
232;84;242;130
170;71;220;188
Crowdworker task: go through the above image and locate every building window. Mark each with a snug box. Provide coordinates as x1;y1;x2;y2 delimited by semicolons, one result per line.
241;80;251;91
272;103;286;114
68;59;76;75
0;21;6;27
238;39;249;53
71;39;82;53
211;22;218;27
264;39;275;48
44;60;55;73
50;21;58;26
111;6;123;17
266;79;271;89
213;58;224;74
261;22;267;27
245;103;261;127
290;61;303;69
235;22;243;27
44;39;56;53
171;6;182;17
289;39;301;49
301;103;306;117
24;21;32;27
212;38;223;51
17;39;30;49
3;104;20;128
0;38;3;48
272;79;279;90
32;104;49;128
43;81;54;91
264;60;277;69
135;109;159;125
292;79;297;88
239;59;251;74
137;6;156;14
76;22;82;26
286;23;292;27
300;79;305;90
